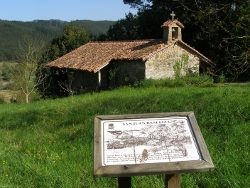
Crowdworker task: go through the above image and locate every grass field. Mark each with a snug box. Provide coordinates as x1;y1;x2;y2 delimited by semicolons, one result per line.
0;83;249;187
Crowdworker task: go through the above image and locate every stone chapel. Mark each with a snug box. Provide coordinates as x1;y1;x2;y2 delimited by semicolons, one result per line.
47;12;214;92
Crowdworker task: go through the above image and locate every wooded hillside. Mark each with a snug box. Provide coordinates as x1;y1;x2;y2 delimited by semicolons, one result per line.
0;19;115;61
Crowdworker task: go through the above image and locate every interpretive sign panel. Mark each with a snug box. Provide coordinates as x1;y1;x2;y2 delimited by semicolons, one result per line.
103;117;200;165
93;112;214;177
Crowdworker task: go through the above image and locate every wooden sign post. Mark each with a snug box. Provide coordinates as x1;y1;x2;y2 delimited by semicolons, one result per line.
165;174;180;188
118;177;131;188
93;112;214;188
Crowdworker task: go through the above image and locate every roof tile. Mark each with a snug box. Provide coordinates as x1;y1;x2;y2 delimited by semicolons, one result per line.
161;19;185;28
47;38;213;72
47;39;173;72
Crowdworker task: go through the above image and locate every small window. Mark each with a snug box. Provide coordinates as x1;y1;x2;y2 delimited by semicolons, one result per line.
172;27;178;39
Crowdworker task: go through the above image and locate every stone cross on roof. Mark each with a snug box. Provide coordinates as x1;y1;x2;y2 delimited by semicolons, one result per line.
170;11;176;20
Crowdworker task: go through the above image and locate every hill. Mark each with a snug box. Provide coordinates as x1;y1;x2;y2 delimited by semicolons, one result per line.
0;19;115;61
0;84;249;187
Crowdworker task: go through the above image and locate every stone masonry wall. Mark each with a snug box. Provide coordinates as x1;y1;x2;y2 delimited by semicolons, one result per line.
146;45;199;79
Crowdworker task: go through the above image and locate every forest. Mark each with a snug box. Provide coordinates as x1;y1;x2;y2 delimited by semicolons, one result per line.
1;0;250;102
0;19;114;62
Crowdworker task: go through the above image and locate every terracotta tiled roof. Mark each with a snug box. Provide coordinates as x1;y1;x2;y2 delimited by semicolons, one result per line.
47;39;177;73
161;19;185;28
47;39;213;73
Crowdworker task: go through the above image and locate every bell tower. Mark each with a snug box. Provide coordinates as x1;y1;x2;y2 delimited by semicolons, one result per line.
161;11;184;43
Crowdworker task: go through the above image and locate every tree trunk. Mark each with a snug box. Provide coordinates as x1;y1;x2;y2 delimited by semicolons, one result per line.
25;94;29;103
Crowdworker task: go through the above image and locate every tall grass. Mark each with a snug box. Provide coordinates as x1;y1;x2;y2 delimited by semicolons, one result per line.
0;83;249;187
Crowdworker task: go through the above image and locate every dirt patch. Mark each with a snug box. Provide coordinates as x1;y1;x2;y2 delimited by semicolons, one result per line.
0;90;18;103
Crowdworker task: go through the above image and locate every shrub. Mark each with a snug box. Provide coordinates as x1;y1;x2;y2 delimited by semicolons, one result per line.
136;74;213;88
183;74;214;85
214;71;226;83
1;62;13;81
200;81;217;87
30;93;41;102
0;95;5;104
161;78;186;87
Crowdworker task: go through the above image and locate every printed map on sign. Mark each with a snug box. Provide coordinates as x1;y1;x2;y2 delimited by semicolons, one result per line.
102;117;201;166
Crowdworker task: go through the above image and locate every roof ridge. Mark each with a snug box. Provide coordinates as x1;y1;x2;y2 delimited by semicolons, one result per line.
177;40;214;65
89;39;162;44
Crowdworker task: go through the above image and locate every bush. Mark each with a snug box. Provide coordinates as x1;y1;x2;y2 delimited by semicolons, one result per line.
1;62;13;81
30;93;41;102
0;95;5;104
200;81;217;87
214;71;226;83
134;75;214;88
182;74;214;85
13;92;41;103
161;78;186;87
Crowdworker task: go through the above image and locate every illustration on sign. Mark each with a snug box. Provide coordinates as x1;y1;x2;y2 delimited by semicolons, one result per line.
101;117;201;166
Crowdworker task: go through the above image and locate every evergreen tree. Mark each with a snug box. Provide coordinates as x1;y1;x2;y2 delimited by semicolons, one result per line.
122;0;250;79
98;13;139;41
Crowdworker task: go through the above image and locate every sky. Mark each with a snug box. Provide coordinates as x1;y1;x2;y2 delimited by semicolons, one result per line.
0;0;138;22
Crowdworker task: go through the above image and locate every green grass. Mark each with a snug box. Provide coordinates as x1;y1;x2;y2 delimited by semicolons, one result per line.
0;84;250;187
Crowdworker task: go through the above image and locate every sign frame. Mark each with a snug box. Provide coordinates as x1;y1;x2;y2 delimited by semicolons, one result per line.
93;112;214;178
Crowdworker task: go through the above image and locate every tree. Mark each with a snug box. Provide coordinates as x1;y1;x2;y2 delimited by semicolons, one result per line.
1;62;12;81
11;34;47;103
178;0;250;79
123;0;250;79
37;24;94;98
218;2;250;79
98;13;139;41
99;7;170;41
123;0;174;9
